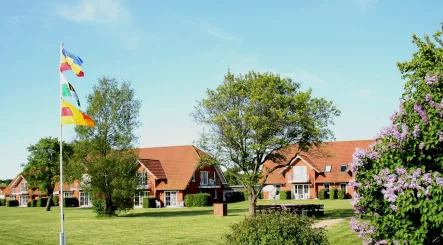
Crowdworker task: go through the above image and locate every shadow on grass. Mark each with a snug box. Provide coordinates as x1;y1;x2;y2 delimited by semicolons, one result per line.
120;205;250;218
315;208;355;221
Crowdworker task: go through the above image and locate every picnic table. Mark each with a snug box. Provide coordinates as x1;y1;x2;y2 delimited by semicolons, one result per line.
256;204;324;217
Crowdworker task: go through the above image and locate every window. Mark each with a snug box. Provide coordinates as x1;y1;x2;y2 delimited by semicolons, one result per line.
20;182;27;192
214;189;218;199
340;183;347;190
136;171;148;186
191;173;195;182
200;171;209;185
9;195;16;200
340;165;347;172
80;192;91;207
324;165;332;173
64;192;73;198
324;183;330;190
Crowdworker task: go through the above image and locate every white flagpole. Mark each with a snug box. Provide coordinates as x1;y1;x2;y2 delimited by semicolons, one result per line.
59;42;66;245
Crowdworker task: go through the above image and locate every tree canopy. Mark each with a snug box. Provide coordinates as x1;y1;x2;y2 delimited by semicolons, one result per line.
73;76;141;216
21;137;73;211
350;22;443;244
193;70;340;214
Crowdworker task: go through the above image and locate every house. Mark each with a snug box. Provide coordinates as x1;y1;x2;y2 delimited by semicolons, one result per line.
3;174;91;207
4;145;229;208
262;140;374;200
135;145;229;207
0;184;6;199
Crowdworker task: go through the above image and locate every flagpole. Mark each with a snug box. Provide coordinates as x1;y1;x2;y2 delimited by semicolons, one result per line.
59;42;66;245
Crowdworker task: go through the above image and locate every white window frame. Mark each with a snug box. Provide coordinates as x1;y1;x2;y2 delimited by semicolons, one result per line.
214;189;218;200
324;165;332;173
340;183;347;190
20;182;27;192
79;192;91;207
340;165;347;172
324;183;330;190
200;171;209;185
64;192;73;198
9;195;16;201
137;171;148;186
165;191;177;207
134;191;150;207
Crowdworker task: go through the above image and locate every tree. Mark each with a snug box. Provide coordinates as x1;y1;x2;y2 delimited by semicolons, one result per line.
350;23;443;244
73;76;141;216
193;70;340;215
21;137;74;211
223;167;243;186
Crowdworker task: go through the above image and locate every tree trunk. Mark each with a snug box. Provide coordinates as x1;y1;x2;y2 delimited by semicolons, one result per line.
45;193;53;211
247;187;257;215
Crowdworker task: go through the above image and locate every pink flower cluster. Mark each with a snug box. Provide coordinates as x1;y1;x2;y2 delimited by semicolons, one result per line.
425;73;439;85
414;103;428;124
350;218;376;238
350;148;380;175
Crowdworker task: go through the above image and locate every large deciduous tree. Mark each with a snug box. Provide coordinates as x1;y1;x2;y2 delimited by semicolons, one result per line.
193;70;340;215
21;137;74;211
74;76;141;216
350;23;443;244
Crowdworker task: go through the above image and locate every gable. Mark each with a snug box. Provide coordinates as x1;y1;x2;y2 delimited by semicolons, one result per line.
138;159;167;179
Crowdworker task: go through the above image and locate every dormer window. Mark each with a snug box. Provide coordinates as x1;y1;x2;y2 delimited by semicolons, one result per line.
324;165;332;173
340;165;347;172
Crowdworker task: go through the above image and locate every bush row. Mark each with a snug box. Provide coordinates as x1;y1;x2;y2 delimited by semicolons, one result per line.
184;193;211;207
0;198;5;206
279;190;291;200
6;200;19;207
319;188;347;200
225;191;245;203
142;196;156;208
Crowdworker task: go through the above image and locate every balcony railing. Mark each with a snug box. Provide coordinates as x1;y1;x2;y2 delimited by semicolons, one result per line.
287;173;310;183
199;178;221;188
136;184;150;190
12;187;28;194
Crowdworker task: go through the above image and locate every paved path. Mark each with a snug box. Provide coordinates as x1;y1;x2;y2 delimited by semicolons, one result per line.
313;218;348;228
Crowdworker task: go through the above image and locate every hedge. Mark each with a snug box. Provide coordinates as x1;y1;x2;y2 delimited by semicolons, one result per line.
142;196;156;208
29;200;37;207
337;189;346;199
63;197;79;207
279;190;291;200
37;198;48;207
184;193;211;207
329;187;337;200
52;196;59;206
318;189;328;200
6;200;19;207
225;191;245;203
0;198;5;206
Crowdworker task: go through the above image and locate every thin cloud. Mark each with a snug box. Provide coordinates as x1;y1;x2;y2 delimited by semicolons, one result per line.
358;89;377;99
192;21;240;41
55;0;141;50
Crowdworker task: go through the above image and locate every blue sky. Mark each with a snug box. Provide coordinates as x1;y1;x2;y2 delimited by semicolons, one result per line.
1;0;442;179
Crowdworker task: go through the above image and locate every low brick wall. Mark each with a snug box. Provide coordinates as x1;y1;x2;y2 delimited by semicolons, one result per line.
214;203;227;216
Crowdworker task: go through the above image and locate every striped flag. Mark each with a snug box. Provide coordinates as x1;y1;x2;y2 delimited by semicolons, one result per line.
61;100;94;127
60;73;81;107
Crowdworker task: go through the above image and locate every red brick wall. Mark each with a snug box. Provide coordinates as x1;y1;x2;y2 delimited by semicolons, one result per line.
280;159;317;199
184;165;223;203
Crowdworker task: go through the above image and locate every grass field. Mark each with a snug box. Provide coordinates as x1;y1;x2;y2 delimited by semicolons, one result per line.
0;199;360;245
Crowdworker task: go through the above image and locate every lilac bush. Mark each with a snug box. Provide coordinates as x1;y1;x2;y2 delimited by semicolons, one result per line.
349;25;443;244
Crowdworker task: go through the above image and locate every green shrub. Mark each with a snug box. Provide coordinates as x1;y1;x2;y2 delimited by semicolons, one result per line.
0;198;5;206
337;189;346;199
37;198;48;207
6;200;19;207
92;198;105;215
318;189;328;200
242;190;249;200
52;196;59;206
279;190;291;200
259;191;263;199
142;196;156;208
184;193;211;207
30;200;37;207
329;187;337;200
63;197;79;207
27;201;31;207
224;212;328;245
224;191;245;203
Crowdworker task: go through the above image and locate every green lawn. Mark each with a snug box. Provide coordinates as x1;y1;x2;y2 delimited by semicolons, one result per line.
0;200;360;245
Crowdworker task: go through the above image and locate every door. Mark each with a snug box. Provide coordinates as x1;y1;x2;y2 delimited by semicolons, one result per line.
80;192;90;207
165;191;177;206
20;195;28;207
292;185;309;200
134;191;149;207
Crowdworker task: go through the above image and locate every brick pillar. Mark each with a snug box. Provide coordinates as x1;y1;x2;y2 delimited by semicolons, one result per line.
214;203;227;216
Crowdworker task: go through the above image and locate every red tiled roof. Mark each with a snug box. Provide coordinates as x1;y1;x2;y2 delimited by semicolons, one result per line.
138;145;203;190
264;140;375;184
3;174;74;195
139;159;167;179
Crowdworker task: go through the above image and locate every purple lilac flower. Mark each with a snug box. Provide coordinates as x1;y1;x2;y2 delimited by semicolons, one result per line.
439;131;443;142
390;111;399;122
421;173;432;185
348;179;361;190
419;142;425;149
390;204;398;212
425;73;439;85
435;177;443;186
412;124;420;138
363;238;374;245
377;240;388;245
425;94;432;102
396;167;407;176
414;103;428;124
393;241;400;245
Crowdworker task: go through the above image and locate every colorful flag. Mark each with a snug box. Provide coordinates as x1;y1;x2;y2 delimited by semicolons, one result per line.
60;48;84;77
61;100;94;127
60;73;81;107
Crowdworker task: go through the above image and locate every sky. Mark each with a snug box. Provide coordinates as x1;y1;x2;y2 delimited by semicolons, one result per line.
1;0;442;179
